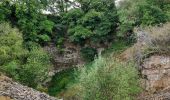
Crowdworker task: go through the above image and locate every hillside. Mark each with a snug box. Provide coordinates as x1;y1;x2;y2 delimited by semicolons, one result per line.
0;0;170;100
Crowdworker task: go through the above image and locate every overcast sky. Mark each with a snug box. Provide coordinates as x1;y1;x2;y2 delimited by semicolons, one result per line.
42;0;124;14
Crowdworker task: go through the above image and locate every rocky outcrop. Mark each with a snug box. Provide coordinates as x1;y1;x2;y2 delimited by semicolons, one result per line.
138;90;170;100
141;55;170;92
0;75;57;100
120;26;170;99
44;43;84;72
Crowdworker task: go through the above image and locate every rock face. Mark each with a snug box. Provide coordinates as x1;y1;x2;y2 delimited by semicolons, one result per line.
44;43;84;72
120;27;170;99
0;75;57;100
141;55;170;92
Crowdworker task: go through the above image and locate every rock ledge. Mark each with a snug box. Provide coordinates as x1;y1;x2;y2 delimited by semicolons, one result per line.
0;75;57;100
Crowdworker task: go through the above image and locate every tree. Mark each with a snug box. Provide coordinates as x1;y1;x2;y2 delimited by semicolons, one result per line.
0;0;12;22
0;0;54;46
0;23;52;88
118;0;169;26
62;0;118;46
15;0;54;45
116;0;169;40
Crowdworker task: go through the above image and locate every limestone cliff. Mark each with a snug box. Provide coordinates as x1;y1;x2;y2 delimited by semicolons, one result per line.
120;23;170;99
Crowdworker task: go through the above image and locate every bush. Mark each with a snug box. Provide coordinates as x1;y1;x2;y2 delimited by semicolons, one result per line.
48;69;76;97
0;23;27;65
80;47;97;62
80;9;102;30
62;0;118;46
0;0;12;22
118;0;169;27
38;34;51;44
62;9;84;26
19;48;51;87
0;0;55;45
75;56;141;100
68;25;93;43
143;22;170;55
0;23;52;88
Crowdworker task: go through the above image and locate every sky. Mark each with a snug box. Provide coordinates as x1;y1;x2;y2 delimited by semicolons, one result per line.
42;0;124;14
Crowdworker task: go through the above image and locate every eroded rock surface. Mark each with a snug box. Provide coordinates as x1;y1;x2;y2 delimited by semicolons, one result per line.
44;43;84;72
0;75;57;100
141;55;170;92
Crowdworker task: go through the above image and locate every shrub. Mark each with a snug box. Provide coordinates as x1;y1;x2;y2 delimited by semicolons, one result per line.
143;22;170;55
62;9;84;26
62;0;118;46
80;47;97;62
0;23;52;88
48;69;75;97
57;56;142;100
118;0;169;27
39;20;54;33
3;60;20;80
128;23;170;64
72;56;141;100
0;0;55;45
38;34;51;44
0;0;11;22
80;9;102;30
68;26;93;43
19;48;51;87
0;23;27;65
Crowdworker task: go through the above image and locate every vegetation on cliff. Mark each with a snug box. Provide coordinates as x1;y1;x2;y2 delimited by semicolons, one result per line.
0;0;169;99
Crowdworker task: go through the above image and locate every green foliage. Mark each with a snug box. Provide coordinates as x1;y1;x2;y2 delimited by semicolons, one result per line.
116;0;169;40
55;37;65;53
0;0;11;22
118;0;169;27
68;26;93;43
0;0;54;45
19;48;51;87
80;47;97;62
0;23;27;65
0;23;51;88
38;34;51;44
137;3;168;25
76;56;141;100
103;40;130;56
39;20;55;33
62;9;84;26
62;0;118;46
80;9;102;30
3;61;20;80
48;69;76;96
15;0;54;45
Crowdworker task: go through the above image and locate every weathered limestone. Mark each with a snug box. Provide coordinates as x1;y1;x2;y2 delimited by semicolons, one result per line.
141;55;170;92
0;75;57;100
44;43;84;71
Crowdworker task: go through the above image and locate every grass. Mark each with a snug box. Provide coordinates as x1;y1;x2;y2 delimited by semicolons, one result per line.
102;39;132;57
